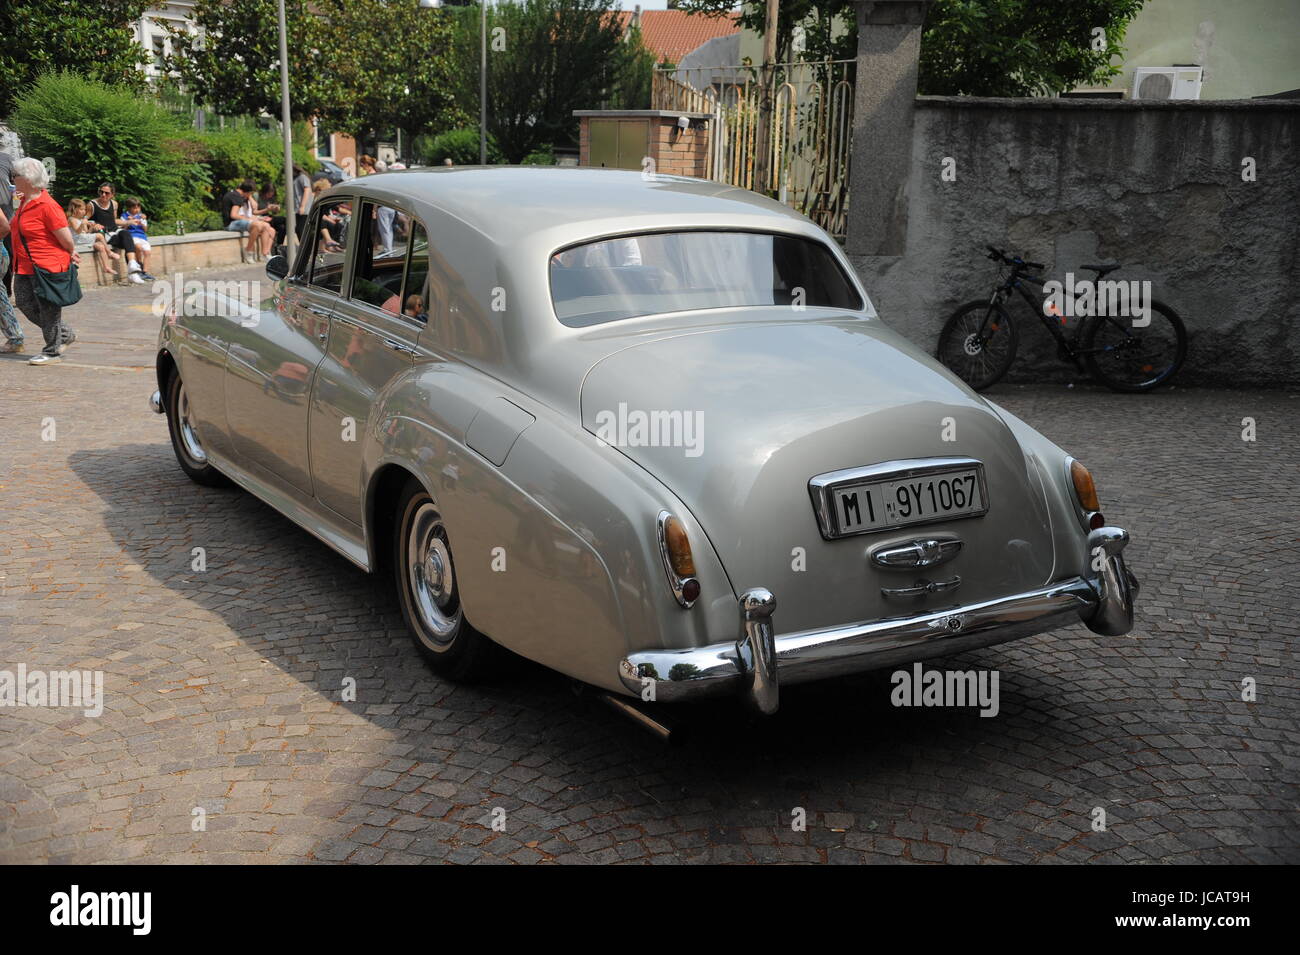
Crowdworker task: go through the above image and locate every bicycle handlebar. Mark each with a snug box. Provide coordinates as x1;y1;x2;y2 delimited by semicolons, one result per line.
984;245;1044;271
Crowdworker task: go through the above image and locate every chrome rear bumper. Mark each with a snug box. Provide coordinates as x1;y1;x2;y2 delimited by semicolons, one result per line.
618;526;1139;714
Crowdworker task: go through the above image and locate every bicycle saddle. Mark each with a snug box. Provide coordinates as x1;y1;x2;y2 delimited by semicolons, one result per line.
1080;261;1121;277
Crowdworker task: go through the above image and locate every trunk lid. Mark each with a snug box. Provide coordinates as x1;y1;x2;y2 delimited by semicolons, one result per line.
580;316;1057;634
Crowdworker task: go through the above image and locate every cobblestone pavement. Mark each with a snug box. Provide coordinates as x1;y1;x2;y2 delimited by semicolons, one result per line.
1;268;1297;864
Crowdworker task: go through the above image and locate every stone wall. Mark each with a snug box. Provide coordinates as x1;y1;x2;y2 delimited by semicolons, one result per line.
88;230;247;286
848;97;1300;387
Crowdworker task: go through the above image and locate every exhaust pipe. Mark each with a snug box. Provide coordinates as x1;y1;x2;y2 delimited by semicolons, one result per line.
598;692;676;743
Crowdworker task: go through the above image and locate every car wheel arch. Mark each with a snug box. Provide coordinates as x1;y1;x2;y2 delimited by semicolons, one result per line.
364;461;432;574
156;348;178;394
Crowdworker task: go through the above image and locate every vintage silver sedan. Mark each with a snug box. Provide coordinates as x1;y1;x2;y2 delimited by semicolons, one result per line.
149;167;1138;715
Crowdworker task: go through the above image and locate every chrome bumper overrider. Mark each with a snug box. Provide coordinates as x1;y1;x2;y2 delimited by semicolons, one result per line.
618;526;1139;714
148;390;164;414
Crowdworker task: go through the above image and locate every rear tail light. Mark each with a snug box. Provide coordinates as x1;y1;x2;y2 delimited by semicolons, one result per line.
656;511;700;608
1069;459;1105;527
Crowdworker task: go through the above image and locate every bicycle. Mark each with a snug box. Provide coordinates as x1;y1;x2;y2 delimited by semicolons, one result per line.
936;246;1188;392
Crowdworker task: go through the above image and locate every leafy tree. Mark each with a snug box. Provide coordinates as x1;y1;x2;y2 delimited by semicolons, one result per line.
678;0;1148;96
302;0;465;139
606;26;658;110
9;72;194;216
165;0;322;121
445;0;629;163
918;0;1148;96
676;0;846;65
0;0;151;116
166;0;463;139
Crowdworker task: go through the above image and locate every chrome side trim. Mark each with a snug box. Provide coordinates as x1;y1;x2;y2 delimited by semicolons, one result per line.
203;448;371;572
808;456;989;540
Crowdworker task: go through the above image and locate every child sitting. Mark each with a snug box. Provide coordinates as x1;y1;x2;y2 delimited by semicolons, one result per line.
120;198;155;281
66;198;120;280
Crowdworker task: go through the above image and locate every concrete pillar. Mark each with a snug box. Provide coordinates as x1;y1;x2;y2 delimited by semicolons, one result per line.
847;0;931;257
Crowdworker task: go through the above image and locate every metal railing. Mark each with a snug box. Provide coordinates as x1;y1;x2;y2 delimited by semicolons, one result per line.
653;59;855;242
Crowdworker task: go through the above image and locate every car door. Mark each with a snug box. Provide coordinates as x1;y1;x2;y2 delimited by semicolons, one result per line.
308;201;428;525
224;198;351;494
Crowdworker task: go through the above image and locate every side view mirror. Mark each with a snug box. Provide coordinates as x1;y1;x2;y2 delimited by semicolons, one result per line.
265;254;289;281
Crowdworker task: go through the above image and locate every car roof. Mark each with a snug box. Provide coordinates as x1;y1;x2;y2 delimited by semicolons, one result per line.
340;165;813;244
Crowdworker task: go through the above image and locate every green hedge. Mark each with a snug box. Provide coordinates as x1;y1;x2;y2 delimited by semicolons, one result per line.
186;127;318;200
9;71;193;218
414;127;503;166
521;145;556;165
9;72;318;236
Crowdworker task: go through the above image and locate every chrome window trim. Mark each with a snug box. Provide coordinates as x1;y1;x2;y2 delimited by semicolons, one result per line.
808;456;990;540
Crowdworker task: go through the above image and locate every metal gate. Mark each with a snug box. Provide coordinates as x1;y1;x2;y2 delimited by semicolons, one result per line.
652;60;855;242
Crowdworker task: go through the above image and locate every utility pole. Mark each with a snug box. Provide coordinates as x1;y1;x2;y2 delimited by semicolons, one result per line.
480;0;488;164
275;0;296;257
751;0;779;196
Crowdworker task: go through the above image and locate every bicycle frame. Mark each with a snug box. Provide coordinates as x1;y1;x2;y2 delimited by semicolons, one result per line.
986;267;1135;368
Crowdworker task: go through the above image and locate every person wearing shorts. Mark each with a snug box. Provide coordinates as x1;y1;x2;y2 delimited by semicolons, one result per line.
221;180;274;259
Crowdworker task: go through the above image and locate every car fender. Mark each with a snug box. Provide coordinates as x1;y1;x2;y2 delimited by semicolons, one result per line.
360;365;736;693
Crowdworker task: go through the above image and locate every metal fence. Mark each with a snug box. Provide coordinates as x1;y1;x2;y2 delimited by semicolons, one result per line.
653;59;855;241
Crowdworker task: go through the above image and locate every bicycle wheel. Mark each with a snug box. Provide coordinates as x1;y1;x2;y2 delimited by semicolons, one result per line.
936;300;1019;391
1082;301;1187;393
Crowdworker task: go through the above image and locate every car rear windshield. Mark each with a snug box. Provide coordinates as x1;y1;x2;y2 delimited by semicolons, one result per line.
549;231;863;327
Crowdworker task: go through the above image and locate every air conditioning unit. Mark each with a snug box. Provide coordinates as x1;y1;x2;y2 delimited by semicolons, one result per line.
1131;67;1203;100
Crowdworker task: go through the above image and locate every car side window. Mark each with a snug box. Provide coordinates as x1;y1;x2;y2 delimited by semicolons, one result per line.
290;211;317;281
400;220;430;323
349;200;410;315
309;199;351;294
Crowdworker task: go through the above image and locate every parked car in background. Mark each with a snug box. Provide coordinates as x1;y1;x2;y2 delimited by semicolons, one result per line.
148;167;1139;715
312;159;348;185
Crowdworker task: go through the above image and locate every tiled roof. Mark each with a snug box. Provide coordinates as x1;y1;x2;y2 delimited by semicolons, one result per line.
614;9;741;65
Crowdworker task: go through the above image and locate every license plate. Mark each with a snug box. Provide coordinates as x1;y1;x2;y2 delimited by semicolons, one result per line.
809;459;989;539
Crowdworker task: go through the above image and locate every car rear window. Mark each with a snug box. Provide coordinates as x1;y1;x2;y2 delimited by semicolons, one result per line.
549;230;863;327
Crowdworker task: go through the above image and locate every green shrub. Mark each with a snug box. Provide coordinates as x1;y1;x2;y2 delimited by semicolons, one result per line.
193;127;317;199
153;198;223;236
520;145;556;165
414;127;503;166
9;71;195;215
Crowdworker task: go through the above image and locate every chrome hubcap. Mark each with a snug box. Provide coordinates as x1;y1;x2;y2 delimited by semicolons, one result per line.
407;503;461;646
178;385;207;464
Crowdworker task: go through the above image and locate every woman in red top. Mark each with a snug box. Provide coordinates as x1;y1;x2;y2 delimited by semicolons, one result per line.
10;157;79;365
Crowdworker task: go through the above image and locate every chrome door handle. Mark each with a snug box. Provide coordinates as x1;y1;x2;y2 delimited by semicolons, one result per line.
384;339;417;356
317;331;328;343
881;576;962;600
